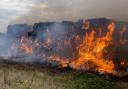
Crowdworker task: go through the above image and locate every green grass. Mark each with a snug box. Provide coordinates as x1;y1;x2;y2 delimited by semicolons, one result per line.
0;61;127;89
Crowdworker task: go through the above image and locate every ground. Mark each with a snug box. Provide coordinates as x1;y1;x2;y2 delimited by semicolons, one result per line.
0;60;127;89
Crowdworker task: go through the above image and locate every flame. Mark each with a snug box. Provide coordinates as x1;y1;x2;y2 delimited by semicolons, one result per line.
82;20;90;30
120;25;127;45
8;21;128;75
48;55;69;68
70;22;115;74
120;60;125;65
20;36;33;54
46;29;52;46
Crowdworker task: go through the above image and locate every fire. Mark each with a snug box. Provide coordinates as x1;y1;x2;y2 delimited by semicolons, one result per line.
48;55;69;68
120;60;125;65
20;36;33;54
46;29;52;46
7;20;128;75
120;25;127;45
70;22;115;74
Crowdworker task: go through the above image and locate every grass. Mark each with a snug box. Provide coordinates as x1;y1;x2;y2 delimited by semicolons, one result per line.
0;60;127;89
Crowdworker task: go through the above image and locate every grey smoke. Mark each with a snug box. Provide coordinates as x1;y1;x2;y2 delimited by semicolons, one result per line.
0;0;128;32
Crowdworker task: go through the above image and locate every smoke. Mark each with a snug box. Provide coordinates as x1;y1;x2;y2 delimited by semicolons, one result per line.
0;21;71;65
12;0;128;24
50;23;65;40
1;0;128;33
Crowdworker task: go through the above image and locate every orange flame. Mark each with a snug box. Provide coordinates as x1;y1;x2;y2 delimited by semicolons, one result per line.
46;29;52;46
120;25;127;45
48;55;69;68
70;22;115;74
20;36;33;54
12;21;128;75
120;61;125;65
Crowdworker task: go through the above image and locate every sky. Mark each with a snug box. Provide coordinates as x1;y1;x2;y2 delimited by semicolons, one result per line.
0;0;128;32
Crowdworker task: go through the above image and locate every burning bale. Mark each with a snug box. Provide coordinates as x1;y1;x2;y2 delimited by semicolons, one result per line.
0;18;128;77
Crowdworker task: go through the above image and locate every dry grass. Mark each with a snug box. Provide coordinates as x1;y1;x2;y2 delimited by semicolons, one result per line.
0;60;127;89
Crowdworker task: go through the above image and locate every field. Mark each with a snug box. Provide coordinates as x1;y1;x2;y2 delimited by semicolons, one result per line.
0;60;127;89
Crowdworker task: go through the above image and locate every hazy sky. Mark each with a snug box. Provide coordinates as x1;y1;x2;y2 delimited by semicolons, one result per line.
0;0;128;32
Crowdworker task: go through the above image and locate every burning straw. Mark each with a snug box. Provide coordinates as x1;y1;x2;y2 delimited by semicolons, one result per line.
0;19;128;77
